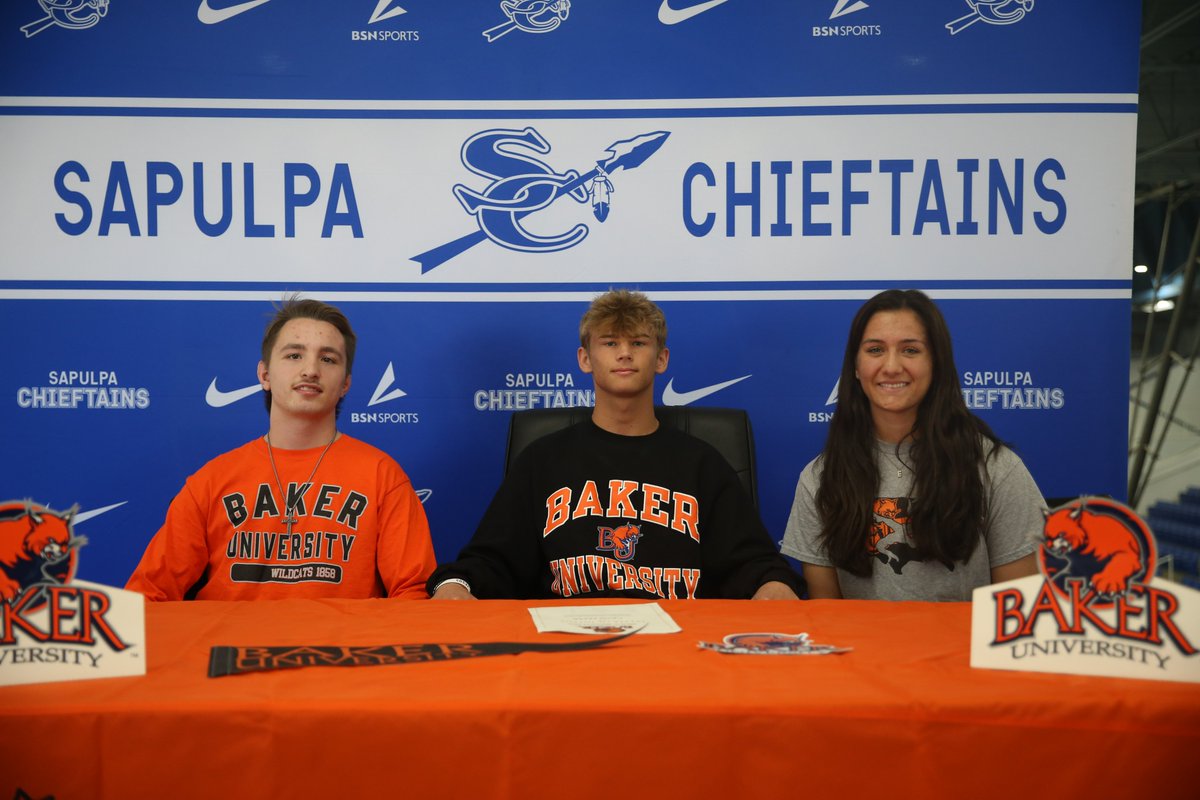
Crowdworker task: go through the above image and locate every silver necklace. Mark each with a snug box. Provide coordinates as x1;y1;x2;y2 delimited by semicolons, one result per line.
266;431;336;536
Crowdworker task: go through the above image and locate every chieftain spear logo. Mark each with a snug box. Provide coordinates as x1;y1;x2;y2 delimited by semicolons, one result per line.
21;0;108;37
945;0;1033;35
483;0;571;42
411;128;670;273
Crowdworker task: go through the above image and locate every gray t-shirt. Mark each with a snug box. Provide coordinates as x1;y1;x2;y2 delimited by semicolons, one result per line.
781;439;1044;601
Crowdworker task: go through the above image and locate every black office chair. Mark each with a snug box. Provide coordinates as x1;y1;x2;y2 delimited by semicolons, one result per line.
504;406;760;510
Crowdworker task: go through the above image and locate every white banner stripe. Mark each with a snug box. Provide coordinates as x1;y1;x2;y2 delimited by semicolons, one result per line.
0;94;1140;111
0;289;1132;302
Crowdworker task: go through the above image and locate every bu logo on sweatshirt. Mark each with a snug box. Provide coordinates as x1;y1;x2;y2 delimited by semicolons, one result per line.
596;524;642;561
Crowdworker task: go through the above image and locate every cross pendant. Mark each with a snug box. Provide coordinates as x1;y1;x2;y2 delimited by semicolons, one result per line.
282;512;299;536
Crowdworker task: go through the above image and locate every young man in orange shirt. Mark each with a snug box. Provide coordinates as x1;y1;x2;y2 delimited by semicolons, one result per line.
127;297;435;600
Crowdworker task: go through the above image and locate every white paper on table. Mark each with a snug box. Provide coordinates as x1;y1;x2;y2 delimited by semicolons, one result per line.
528;602;682;634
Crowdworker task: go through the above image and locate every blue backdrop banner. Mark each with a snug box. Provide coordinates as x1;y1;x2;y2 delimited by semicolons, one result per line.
1;0;1138;586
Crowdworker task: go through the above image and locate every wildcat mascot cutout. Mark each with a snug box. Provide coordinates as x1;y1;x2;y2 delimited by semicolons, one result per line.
1042;498;1151;598
0;500;85;603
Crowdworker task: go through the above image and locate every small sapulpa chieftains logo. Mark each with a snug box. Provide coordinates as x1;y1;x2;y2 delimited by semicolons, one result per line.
411;127;669;272
946;0;1033;35
482;0;570;42
21;0;108;37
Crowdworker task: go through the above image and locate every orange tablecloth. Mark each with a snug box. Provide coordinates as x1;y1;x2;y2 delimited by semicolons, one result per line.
2;599;1197;799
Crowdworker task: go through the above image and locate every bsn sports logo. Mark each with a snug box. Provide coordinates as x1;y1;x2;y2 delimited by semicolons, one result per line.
806;376;840;424
353;0;417;42
350;362;419;424
0;500;84;605
412;127;670;272
829;0;867;19
813;0;880;37
367;362;407;407
596;524;642;562
483;0;569;42
946;0;1033;35
21;0;107;38
368;0;406;24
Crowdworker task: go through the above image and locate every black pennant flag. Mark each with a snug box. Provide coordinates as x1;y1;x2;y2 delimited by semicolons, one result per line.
208;631;636;677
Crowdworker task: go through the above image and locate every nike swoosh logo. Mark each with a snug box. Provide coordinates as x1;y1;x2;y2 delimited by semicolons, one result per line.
658;0;731;25
662;375;751;406
197;0;273;25
205;378;263;407
74;502;128;525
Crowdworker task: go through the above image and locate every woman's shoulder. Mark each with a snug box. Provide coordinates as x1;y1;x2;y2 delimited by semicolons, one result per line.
977;436;1036;487
796;452;825;486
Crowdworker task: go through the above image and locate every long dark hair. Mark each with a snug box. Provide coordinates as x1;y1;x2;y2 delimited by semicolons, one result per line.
815;289;1002;576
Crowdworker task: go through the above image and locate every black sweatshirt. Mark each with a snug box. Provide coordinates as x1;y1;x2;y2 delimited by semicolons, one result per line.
428;420;804;599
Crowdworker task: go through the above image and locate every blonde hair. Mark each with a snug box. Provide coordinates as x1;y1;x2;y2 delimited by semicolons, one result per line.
579;289;667;349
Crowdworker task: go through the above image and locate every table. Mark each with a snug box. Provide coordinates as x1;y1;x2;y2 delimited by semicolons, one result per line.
2;599;1197;799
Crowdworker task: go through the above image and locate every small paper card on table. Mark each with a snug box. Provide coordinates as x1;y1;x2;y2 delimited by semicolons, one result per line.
528;602;681;634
